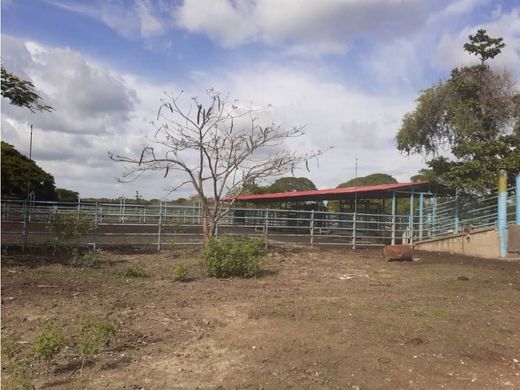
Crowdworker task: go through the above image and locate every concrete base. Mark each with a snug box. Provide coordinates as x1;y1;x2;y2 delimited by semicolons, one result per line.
414;227;500;259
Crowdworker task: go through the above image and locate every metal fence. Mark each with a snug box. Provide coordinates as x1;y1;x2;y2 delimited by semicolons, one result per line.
2;186;517;250
2;199;417;250
417;186;517;239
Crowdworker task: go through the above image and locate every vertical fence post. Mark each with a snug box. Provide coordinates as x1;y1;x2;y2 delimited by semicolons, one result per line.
352;212;357;249
409;192;414;245
93;202;98;251
498;170;508;258
157;201;163;252
22;199;28;252
391;192;396;245
454;191;460;233
264;209;269;250
419;193;424;241
310;210;315;247
516;173;520;225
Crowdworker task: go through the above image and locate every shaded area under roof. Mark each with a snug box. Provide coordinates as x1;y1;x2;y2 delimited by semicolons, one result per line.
229;181;453;203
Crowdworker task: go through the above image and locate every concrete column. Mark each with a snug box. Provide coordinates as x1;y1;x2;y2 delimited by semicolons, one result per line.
515;173;520;225
498;170;507;258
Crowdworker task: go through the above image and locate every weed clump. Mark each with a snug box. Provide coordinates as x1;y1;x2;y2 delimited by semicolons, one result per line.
75;315;117;371
171;262;189;281
71;249;101;268
120;266;149;278
202;237;265;278
32;321;65;363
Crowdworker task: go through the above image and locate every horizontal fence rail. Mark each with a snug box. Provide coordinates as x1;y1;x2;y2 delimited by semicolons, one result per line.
2;199;418;250
1;188;517;250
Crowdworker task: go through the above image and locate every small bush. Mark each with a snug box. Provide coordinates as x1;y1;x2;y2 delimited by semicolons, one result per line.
71;250;101;268
32;321;65;363
120;266;149;278
171;263;189;281
76;315;117;370
46;213;95;254
203;237;265;278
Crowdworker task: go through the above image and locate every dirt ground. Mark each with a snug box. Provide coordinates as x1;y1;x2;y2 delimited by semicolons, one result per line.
2;246;520;389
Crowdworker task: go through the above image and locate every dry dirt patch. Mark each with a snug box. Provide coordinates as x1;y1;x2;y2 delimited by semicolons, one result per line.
2;247;520;389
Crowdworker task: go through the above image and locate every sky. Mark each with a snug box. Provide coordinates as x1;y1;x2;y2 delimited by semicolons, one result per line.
1;0;520;200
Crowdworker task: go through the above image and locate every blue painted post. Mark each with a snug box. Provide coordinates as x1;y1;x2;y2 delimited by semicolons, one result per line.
498;170;507;258
391;192;396;245
419;193;424;241
409;192;414;244
454;192;460;233
516;173;520;225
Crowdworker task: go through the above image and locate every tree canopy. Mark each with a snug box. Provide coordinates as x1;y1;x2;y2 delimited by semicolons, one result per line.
396;30;519;193
337;173;397;188
1;66;53;112
267;177;317;193
56;188;79;202
1;141;57;200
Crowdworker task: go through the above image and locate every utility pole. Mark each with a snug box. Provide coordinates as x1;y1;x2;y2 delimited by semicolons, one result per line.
355;157;358;178
26;124;33;200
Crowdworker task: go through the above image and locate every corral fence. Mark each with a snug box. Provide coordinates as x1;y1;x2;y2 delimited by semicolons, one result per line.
1;186;517;251
2;199;419;250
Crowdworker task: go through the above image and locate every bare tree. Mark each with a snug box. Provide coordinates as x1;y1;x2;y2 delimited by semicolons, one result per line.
110;89;322;244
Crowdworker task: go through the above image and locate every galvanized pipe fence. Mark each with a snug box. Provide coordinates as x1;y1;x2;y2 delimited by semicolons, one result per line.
2;199;418;250
2;185;517;251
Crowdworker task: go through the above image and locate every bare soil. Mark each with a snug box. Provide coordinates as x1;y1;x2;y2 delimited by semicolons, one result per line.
2;246;520;389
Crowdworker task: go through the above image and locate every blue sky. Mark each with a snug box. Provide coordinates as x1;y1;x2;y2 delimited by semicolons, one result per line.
2;0;520;199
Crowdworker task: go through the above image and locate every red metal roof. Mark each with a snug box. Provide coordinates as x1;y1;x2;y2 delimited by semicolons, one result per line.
227;181;436;202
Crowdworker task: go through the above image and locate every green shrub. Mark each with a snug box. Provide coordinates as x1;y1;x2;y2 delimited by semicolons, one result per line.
171;263;189;281
75;315;117;370
46;213;94;254
71;249;101;268
32;321;65;362
203;237;265;278
119;266;149;278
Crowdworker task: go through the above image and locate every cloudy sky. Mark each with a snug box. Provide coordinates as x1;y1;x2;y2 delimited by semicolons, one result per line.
2;0;520;200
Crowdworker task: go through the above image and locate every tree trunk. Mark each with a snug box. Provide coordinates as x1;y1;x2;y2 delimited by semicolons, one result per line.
202;208;216;246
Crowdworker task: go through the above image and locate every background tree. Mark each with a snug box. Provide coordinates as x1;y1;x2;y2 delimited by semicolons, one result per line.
1;141;57;200
56;188;79;202
266;177;316;193
110;90;321;243
410;168;437;182
337;173;397;188
396;30;519;193
1;66;53;112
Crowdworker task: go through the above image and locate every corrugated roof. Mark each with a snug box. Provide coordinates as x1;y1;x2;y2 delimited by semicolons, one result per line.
227;181;440;202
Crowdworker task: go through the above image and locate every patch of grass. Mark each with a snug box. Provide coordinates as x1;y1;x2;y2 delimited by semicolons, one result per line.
119;265;149;278
32;320;65;363
171;262;189;281
71;249;102;268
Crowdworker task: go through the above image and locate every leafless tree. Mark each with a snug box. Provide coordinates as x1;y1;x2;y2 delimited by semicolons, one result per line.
110;89;322;244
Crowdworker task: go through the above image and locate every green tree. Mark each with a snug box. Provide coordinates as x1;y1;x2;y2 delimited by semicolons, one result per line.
1;66;53;112
410;168;437;182
56;188;79;202
396;30;519;193
463;29;505;65
267;177;317;193
1;141;57;200
337;173;397;188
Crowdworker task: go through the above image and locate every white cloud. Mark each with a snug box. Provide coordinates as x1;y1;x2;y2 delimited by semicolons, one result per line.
48;0;165;39
1;34;426;200
174;0;430;54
